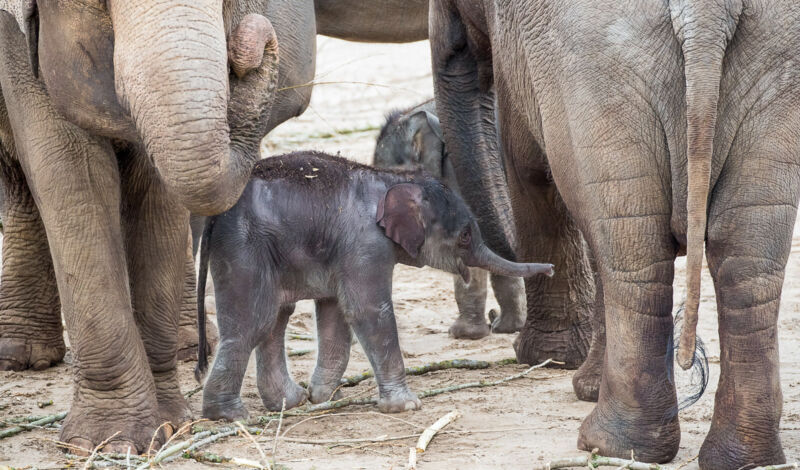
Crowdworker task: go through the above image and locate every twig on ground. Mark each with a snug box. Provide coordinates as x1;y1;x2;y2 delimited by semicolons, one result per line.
287;333;313;341
408;410;461;470
82;431;121;470
236;421;271;470
0;411;68;439
38;400;54;408
673;454;697;470
287;348;313;357
184;386;203;398
417;359;559;400
340;359;495;387
271;398;286;467
415;410;461;453
533;451;663;469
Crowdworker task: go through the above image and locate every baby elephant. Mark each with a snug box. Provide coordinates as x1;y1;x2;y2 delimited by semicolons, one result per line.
195;151;553;419
374;99;528;339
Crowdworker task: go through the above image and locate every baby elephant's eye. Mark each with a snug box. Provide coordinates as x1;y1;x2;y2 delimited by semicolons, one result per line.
458;226;472;247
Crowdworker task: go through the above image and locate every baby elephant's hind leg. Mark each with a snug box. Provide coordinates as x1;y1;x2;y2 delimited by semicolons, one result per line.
256;304;308;411
309;298;351;403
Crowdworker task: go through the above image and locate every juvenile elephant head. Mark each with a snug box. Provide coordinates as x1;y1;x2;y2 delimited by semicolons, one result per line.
1;0;280;215
373;102;446;178
377;181;554;281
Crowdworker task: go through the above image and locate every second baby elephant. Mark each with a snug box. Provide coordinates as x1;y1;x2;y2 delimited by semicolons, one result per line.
196;151;553;418
374;100;526;339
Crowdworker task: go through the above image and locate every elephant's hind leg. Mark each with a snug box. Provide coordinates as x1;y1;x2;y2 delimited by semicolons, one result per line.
449;268;491;339
256;303;308;410
309;298;351;403
119;145;192;428
572;256;605;402
697;114;799;470
488;274;527;334
0;140;64;371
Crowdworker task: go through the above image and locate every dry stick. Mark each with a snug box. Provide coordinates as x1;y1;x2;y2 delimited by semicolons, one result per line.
82;431;121;470
271;398;286;467
287;348;313;357
236;421;271;470
408;410;462;470
339;359;494;387
288;333;313;341
533;454;664;470
0;411;68;439
415;410;462;453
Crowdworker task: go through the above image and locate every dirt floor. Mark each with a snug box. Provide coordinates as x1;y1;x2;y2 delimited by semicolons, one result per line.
2;37;800;469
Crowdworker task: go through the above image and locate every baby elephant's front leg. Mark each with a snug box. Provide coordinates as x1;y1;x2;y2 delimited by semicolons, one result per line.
343;286;420;413
309;299;351;403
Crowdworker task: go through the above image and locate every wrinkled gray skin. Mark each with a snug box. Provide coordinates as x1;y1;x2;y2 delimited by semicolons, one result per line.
195;151;554;419
0;0;288;454
373;99;526;339
431;0;800;468
315;0;428;43
0;0;432;372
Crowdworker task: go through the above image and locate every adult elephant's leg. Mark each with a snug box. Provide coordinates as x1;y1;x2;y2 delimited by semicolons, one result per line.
489;274;526;334
0;16;160;452
497;96;594;370
309;298;351;403
449;268;490;339
0;115;64;371
572;253;605;402
567;139;678;461
118;146;192;427
177;237;218;362
697;121;798;470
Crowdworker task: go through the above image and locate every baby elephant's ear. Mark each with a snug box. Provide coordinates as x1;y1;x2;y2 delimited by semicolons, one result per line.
376;183;425;258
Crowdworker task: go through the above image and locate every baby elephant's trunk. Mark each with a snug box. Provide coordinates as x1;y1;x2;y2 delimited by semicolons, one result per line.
195;216;218;383
469;244;554;278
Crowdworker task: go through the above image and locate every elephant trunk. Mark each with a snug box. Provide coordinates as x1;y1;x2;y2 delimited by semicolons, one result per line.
429;2;517;261
469;243;554;279
669;0;742;369
110;1;279;215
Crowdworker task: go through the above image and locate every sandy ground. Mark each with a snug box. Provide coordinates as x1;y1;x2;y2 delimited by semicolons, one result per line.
2;36;800;469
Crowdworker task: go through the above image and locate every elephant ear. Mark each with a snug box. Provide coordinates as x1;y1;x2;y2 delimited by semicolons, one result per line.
0;0;39;77
376;183;426;258
408;110;445;177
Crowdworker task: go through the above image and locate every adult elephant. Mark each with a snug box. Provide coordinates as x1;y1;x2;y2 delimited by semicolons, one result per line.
0;0;284;454
430;1;800;469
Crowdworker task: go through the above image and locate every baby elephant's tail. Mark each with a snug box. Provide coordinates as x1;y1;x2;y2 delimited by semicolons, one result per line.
195;216;217;383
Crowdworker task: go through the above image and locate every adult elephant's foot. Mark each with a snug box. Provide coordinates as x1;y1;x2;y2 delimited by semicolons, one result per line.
176;317;219;362
571;318;604;402
448;316;490;339
378;387;421;413
60;386;164;455
699;417;784;470
153;371;193;426
571;356;601;402
577;391;680;463
0;335;65;371
513;313;590;369
488;309;523;334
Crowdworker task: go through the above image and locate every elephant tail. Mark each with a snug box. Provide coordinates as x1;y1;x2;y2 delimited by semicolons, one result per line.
670;1;742;370
195;215;217;383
